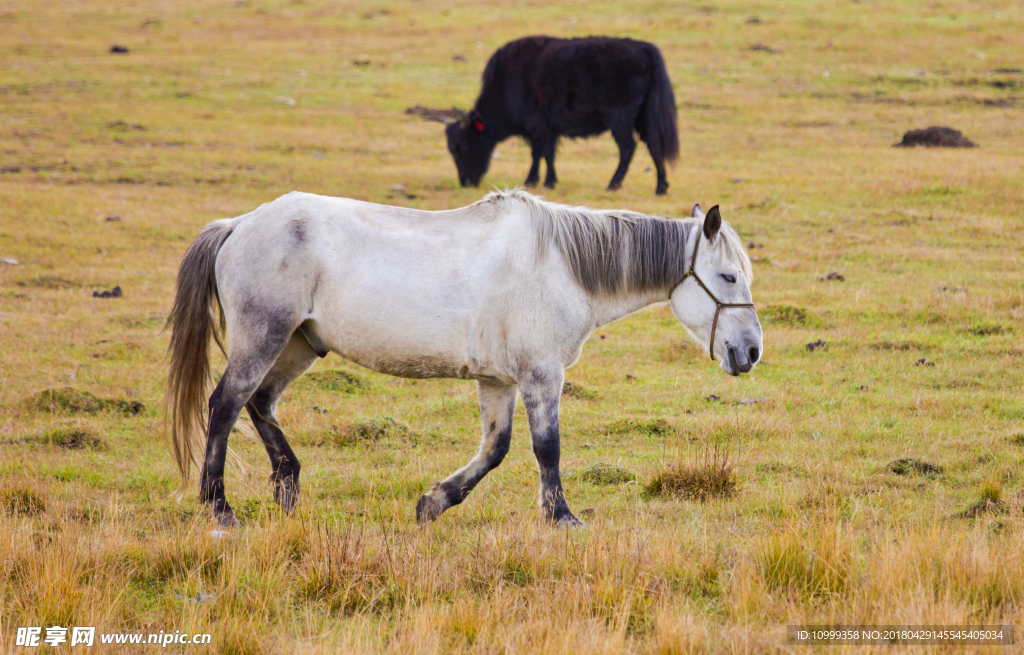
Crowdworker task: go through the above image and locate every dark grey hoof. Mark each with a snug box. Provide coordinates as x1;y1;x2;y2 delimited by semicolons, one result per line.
543;181;557;189
655;184;668;196
548;509;585;528
524;179;538;188
215;510;240;528
273;477;300;514
607;182;622;191
415;493;445;523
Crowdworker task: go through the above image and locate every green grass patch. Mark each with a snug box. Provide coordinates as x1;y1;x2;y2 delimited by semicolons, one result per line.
578;463;636;486
31;388;145;416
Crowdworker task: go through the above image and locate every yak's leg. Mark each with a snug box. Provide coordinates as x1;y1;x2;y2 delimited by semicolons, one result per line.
652;149;669;195
542;138;559;189
416;381;518;523
519;363;580;526
200;320;295;527
246;333;319;514
607;125;637;192
524;141;543;188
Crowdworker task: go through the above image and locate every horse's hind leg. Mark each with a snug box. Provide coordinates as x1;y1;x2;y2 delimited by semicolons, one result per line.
416;380;517;523
246;333;319;514
200;321;296;526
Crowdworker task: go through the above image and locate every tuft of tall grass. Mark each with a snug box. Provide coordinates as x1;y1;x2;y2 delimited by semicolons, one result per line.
758;521;852;599
644;446;737;501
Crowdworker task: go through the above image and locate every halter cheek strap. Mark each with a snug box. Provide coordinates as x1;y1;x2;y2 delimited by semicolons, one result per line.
669;225;756;361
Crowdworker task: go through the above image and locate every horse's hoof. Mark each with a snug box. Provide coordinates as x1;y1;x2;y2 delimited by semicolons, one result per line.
216;511;240;528
553;513;586;529
655;185;668;196
543;181;557;190
607;182;622;192
524;180;538;188
415;494;445;523
273;478;300;514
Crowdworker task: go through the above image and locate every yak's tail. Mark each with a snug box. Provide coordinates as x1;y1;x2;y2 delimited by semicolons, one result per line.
644;46;679;164
165;219;236;487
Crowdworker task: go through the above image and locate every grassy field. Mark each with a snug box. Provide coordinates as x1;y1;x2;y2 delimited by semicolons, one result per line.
2;0;1023;652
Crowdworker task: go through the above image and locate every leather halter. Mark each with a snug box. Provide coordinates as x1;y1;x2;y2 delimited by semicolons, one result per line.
670;224;756;361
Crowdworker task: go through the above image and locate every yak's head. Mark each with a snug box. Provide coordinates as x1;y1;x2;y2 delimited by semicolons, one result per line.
446;110;496;187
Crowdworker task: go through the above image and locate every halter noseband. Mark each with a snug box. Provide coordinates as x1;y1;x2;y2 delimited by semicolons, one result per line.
670;224;756;361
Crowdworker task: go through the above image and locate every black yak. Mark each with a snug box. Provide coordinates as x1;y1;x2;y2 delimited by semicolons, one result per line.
445;36;679;195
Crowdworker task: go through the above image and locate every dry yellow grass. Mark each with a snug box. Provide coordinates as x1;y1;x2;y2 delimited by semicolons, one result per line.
2;0;1024;652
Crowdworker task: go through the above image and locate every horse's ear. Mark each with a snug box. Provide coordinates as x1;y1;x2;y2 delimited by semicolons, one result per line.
703;205;722;242
691;204;704;219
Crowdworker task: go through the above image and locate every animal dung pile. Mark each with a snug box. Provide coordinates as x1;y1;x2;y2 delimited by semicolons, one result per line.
893;126;976;148
93;286;122;298
887;457;943;476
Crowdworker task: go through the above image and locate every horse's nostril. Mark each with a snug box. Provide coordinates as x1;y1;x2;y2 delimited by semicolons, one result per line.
748;346;759;364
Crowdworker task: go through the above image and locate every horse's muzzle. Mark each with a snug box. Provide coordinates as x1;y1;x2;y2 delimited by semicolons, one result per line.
726;345;757;376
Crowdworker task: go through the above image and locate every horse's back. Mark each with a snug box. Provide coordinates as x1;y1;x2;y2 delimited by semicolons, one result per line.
212;192;577;381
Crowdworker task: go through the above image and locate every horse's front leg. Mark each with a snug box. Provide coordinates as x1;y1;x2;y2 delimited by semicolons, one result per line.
519;364;581;526
416;380;518;523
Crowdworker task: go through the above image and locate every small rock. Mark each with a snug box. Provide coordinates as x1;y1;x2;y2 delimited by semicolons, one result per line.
110;45;129;54
625;374;635;380
705;394;721;402
914;358;935;367
736;397;767;405
208;529;231;539
92;286;123;299
0;257;17;266
746;16;761;24
276;96;296;106
173;588;217;604
452;55;466;62
105;215;121;222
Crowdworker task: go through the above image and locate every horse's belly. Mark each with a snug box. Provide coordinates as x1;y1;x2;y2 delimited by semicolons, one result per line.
319;324;512;383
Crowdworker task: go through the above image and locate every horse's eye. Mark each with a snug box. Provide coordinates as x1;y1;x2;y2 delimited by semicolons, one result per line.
721;273;737;284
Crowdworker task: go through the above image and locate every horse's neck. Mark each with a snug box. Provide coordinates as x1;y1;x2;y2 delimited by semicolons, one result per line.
590;288;672;329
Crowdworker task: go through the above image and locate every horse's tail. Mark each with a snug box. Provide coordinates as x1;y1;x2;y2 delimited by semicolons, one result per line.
644;45;679;164
166;219;236;486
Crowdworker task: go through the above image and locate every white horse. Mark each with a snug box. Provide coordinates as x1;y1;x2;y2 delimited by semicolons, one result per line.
167;189;761;526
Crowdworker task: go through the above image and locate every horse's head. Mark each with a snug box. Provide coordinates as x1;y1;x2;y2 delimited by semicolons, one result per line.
669;204;762;376
445;109;495;187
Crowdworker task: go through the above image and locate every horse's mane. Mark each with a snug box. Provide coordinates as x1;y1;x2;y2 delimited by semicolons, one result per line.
482;188;752;296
